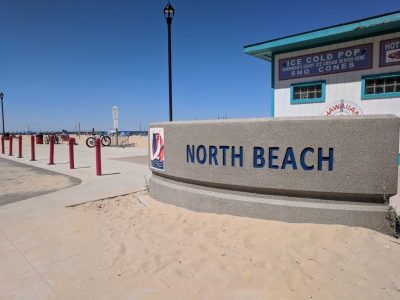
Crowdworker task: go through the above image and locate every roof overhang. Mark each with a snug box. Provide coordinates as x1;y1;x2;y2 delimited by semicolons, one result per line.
244;11;400;61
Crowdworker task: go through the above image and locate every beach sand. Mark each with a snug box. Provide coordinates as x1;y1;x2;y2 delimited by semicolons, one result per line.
17;134;149;149
70;134;148;149
41;191;400;300
1;136;400;299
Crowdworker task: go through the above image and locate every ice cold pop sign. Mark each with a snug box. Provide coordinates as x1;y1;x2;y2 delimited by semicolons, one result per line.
279;44;372;80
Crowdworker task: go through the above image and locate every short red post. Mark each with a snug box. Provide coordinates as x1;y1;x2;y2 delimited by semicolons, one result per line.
69;138;75;169
1;136;4;154
48;134;55;165
8;135;13;156
95;137;101;176
18;135;23;158
30;135;36;161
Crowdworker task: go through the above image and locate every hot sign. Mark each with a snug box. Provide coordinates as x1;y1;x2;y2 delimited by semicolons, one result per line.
380;37;400;67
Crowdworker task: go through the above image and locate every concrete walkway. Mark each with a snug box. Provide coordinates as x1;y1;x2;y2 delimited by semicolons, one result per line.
0;159;81;206
0;139;151;299
0;141;150;205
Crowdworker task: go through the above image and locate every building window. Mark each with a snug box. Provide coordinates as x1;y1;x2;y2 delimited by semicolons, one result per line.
290;81;325;104
361;72;400;100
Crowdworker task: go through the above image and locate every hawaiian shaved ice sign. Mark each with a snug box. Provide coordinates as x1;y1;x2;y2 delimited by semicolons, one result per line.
322;100;363;116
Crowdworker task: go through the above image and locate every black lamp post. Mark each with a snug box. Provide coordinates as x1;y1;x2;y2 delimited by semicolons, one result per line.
163;2;175;121
0;92;4;135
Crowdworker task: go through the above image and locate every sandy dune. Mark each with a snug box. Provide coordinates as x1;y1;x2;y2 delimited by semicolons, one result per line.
3;135;398;299
50;192;400;300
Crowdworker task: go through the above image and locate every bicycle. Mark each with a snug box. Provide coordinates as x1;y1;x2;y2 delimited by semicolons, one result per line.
86;134;112;148
45;134;60;144
119;136;135;148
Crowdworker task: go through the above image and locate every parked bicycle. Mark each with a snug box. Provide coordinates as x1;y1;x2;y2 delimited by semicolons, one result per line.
45;134;60;144
86;133;112;148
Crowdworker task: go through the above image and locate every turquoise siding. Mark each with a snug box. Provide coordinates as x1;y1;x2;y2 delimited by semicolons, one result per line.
271;54;275;117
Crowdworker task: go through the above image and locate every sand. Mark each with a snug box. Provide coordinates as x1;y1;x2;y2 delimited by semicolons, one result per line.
15;134;148;149
2;136;400;299
68;134;148;149
32;191;398;300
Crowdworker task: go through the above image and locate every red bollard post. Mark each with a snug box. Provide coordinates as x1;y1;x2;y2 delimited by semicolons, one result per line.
8;135;13;156
48;134;55;165
95;137;101;176
18;135;23;158
30;135;36;161
1;136;4;154
69;138;75;169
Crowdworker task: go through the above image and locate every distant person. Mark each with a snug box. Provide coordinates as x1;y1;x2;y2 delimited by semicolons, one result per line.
60;130;69;142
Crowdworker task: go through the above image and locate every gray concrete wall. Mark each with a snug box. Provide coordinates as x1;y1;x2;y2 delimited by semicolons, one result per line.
149;115;400;202
150;175;392;234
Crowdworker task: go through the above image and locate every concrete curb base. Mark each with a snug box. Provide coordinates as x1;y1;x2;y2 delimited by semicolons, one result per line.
150;175;392;235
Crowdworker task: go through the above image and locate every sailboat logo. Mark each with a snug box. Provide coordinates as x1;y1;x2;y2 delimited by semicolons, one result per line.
150;128;164;171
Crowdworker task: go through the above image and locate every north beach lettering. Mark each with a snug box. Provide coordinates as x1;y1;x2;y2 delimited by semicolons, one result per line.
186;145;334;171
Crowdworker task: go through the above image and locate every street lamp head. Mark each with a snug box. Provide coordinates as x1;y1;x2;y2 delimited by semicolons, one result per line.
163;2;175;21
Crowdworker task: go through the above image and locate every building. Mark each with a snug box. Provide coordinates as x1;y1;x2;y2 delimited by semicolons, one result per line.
244;11;400;118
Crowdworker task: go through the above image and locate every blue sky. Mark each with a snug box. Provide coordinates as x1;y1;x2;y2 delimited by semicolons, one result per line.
1;0;399;132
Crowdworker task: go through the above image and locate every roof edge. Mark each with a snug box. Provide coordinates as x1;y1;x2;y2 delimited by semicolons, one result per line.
243;10;400;50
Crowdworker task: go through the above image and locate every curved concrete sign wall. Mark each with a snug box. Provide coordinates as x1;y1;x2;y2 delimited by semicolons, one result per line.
149;115;400;233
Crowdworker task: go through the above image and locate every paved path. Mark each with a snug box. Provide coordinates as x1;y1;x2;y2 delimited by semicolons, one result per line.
0;141;151;206
110;155;148;165
0;159;80;206
0;139;152;298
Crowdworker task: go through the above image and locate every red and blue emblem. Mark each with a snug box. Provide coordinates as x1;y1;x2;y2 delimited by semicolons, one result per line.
150;128;164;171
